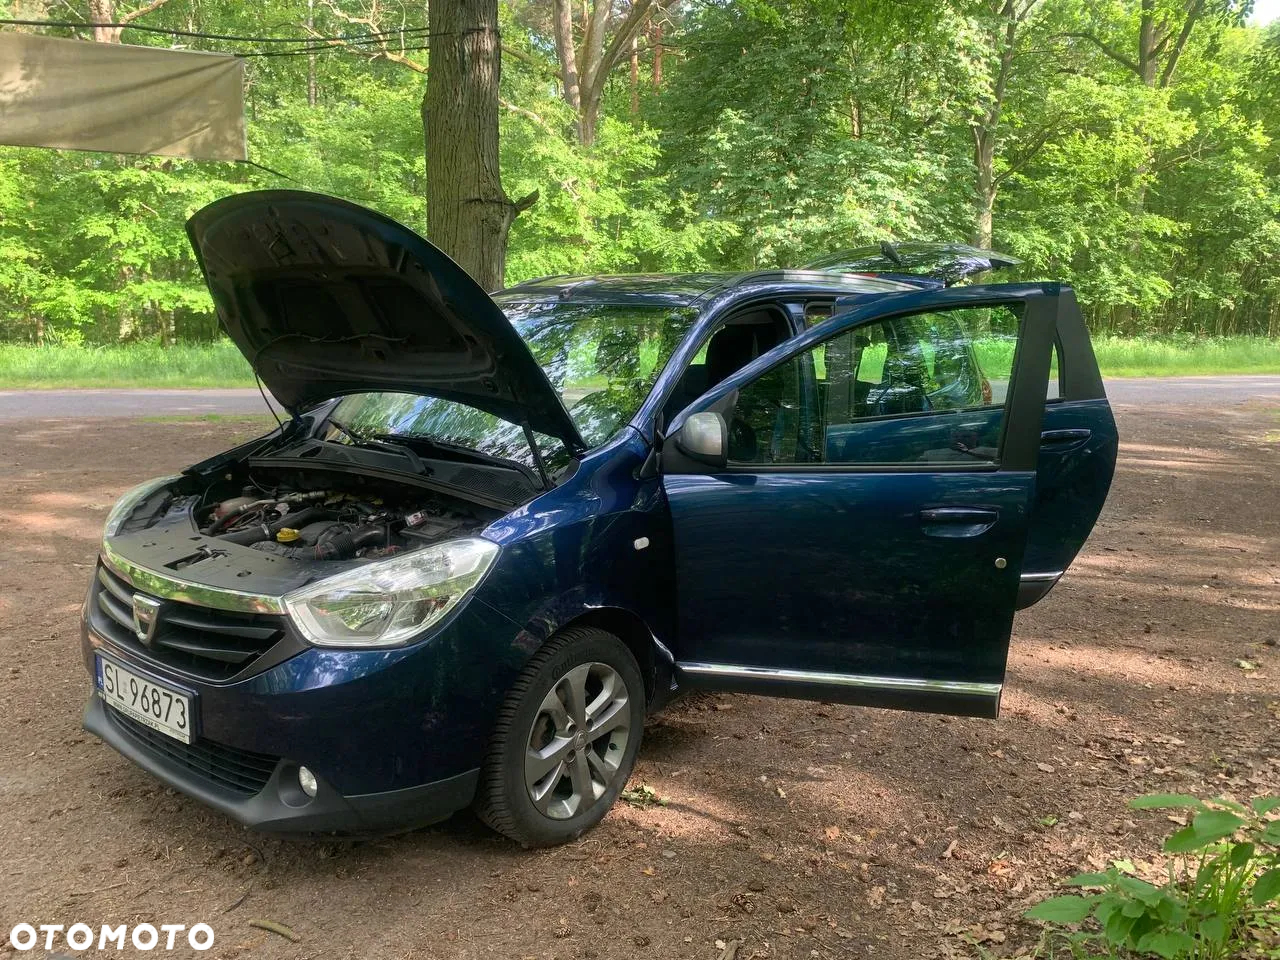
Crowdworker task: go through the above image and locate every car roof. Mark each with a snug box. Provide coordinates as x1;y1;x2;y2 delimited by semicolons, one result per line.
495;270;918;309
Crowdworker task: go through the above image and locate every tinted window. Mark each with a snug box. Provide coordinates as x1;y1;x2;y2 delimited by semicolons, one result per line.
728;304;1022;466
501;300;699;446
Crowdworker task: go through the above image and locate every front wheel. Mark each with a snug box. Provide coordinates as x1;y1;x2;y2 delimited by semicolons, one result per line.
476;627;645;847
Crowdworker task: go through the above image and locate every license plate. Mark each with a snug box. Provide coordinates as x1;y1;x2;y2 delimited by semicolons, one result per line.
96;656;193;744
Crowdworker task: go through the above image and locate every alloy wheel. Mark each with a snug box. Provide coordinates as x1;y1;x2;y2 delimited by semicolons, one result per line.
523;661;632;820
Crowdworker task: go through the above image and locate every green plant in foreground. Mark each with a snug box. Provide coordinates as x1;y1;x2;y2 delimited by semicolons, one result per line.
1026;794;1280;959
619;783;666;808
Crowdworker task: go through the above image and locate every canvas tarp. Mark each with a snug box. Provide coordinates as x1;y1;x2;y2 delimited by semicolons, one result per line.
0;32;245;161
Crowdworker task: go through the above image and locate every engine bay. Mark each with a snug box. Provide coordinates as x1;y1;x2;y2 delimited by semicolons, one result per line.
195;479;494;565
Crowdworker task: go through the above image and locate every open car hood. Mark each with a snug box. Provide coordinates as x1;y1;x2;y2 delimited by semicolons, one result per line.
187;190;584;449
803;242;1021;286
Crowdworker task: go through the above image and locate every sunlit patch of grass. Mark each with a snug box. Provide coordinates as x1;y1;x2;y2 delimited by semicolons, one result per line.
0;342;252;388
1264;409;1280;442
1090;335;1280;377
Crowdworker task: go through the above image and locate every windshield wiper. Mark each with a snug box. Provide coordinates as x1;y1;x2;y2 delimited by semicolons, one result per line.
372;432;546;489
325;417;429;474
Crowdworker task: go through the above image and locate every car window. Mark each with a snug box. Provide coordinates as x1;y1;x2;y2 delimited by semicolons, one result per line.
331;301;699;473
660;307;791;429
500;300;700;447
727;304;1023;466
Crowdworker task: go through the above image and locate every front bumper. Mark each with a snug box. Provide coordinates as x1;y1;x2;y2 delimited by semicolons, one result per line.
80;547;531;835
84;693;478;835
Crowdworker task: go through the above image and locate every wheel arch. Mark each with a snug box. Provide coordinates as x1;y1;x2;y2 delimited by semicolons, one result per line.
550;606;673;708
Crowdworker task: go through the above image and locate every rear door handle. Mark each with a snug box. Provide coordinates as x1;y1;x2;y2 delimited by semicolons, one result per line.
919;506;999;538
1040;428;1092;447
920;507;999;525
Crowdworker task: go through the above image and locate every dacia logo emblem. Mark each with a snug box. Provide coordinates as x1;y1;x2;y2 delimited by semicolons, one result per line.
131;595;163;646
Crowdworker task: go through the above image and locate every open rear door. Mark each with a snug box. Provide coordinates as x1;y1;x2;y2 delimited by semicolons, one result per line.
1018;288;1118;607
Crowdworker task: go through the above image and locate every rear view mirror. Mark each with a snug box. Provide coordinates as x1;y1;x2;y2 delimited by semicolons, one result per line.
674;412;728;469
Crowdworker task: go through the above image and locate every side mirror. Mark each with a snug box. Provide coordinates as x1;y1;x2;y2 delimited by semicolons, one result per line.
673;411;728;469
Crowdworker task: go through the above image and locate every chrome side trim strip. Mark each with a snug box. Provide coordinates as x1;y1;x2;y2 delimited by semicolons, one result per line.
676;662;1001;699
1020;570;1064;583
101;541;286;615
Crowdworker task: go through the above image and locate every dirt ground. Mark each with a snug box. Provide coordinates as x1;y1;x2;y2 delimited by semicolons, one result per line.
0;400;1277;959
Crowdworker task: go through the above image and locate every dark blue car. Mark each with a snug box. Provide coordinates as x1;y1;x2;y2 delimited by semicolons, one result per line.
82;192;1117;846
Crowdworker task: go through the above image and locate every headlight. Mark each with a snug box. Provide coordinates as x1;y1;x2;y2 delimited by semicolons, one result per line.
284;538;499;648
103;476;178;539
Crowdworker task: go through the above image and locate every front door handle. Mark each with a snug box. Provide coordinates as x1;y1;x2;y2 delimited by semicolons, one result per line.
919;506;999;538
1041;428;1092;447
920;507;999;524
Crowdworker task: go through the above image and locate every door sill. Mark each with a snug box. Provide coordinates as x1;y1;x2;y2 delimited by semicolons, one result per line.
676;662;1002;719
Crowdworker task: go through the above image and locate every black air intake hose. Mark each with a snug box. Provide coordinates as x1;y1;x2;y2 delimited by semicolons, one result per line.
219;507;333;545
311;525;385;562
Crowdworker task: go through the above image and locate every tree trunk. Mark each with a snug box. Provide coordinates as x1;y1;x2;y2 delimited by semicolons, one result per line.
551;0;655;146
424;0;526;291
306;0;318;107
970;0;1018;249
973;131;996;249
88;0;124;42
629;34;639;114
552;0;583;140
652;20;663;88
1137;0;1160;86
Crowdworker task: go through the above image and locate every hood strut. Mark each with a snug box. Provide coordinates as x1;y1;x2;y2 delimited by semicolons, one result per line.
522;422;551;489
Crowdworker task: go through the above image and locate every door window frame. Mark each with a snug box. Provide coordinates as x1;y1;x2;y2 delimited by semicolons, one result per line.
645;297;805;436
665;287;1059;477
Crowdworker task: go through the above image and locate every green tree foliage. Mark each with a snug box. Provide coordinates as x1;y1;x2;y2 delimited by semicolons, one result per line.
657;0;981;269
0;0;1275;344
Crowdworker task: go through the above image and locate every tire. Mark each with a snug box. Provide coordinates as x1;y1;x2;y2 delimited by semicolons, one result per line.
476;627;645;847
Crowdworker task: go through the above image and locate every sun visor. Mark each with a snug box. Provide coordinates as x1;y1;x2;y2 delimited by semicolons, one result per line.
0;32;245;161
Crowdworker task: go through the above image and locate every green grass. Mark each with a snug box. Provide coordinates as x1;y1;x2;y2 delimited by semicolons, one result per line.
0;335;1277;389
1090;335;1280;377
0;341;252;388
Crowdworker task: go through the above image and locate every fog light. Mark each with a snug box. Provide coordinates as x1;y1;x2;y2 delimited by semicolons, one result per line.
298;766;318;798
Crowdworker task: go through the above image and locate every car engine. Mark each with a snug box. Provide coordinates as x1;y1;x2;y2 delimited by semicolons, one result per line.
198;486;488;564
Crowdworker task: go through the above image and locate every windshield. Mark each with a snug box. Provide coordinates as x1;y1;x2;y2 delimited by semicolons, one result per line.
329;300;699;473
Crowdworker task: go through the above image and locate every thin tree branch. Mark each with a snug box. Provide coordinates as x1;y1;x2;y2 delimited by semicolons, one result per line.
309;1;425;73
499;97;555;132
993;123;1062;185
512;190;539;215
1056;30;1141;75
1159;0;1205;86
500;43;546;71
119;0;170;25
